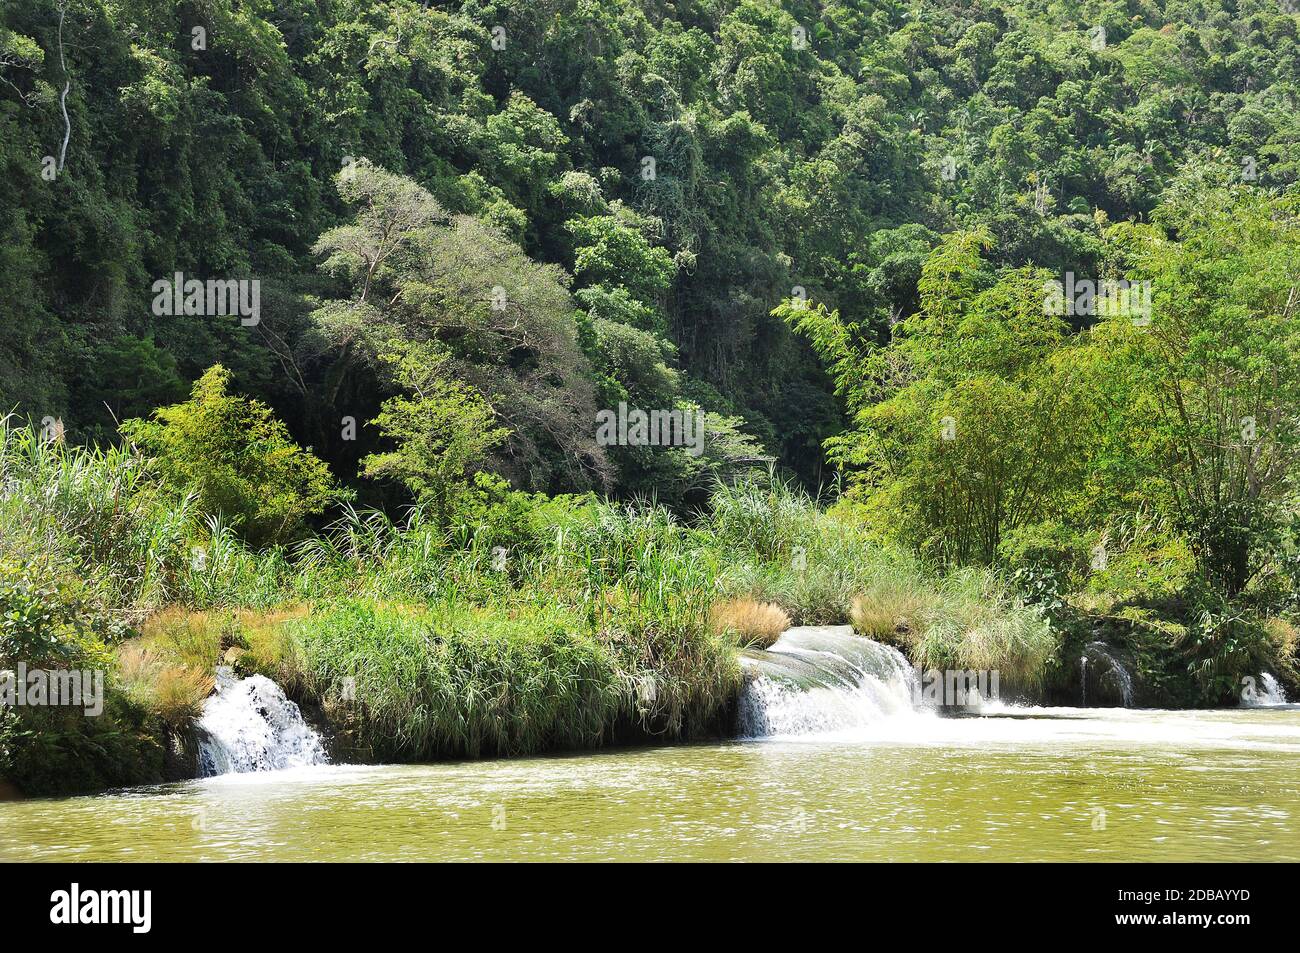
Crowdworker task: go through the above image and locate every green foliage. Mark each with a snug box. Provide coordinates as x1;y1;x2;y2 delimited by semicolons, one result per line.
1083;531;1196;607
0;557;167;797
7;0;1300;792
0;418;195;608
998;522;1093;586
4;0;1299;499
794;239;1090;565
0;558;111;669
0;691;167;798
567;212;675;322
361;340;510;526
122;366;339;547
77;335;187;438
998;521;1094;611
293;601;621;761
314;162;611;491
1126;181;1300;595
773;300;872;406
1177;595;1295;705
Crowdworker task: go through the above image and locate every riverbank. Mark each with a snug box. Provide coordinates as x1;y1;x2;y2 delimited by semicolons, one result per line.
2;422;1298;797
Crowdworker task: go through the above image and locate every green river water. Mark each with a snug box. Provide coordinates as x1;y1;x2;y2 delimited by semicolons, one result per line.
3;706;1299;862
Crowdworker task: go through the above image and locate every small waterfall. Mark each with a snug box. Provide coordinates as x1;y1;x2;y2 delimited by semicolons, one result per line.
738;626;920;737
1243;673;1289;707
196;668;328;776
1260;673;1289;705
1081;641;1133;707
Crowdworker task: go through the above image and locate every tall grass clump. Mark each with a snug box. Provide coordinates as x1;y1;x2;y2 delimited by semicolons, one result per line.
115;643;214;727
0;557;168;795
179;517;296;609
709;481;919;625
114;608;227;727
286;503;744;758
699;476;1061;687
1;420;310;614
551;502;742;735
0;419;196;609
291;601;622;760
594;566;740;737
852;565;1059;688
709;598;790;648
705;475;817;561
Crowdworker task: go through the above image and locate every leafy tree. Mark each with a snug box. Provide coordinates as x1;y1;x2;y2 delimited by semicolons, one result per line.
121;365;338;547
566;210;675;324
1107;178;1300;594
313;162;609;491
2;0;1299;510
361;340;509;526
74;335;186;438
784;237;1090;564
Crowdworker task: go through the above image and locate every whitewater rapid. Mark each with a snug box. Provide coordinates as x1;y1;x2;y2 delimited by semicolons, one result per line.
1245;672;1290;707
196;668;329;776
738;625;928;738
737;626;1300;751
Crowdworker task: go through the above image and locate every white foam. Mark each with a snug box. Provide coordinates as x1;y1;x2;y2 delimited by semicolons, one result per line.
196;668;328;775
739;626;930;738
739;627;1300;753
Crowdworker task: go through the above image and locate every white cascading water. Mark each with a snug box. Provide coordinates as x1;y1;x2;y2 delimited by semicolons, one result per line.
738;626;922;737
1082;641;1134;707
1260;673;1289;705
196;668;328;776
1243;672;1289;707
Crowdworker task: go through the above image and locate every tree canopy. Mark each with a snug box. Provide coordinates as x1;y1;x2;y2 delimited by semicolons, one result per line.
4;0;1295;503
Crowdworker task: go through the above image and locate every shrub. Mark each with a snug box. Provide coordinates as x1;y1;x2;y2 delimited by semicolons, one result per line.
0;420;195;608
0;558;116;669
850;566;1059;688
121;365;340;547
849;591;927;642
998;521;1092;585
0;693;166;797
0;560;168;796
1177;594;1299;704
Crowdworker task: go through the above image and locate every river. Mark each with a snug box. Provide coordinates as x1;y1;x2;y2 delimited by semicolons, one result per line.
3;627;1298;862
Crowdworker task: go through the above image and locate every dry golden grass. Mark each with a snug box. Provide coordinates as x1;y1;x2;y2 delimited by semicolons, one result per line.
136;606;309;674
849;591;927;644
149;665;215;725
115;641;214;726
1263;617;1299;661
137;607;223;672
232;606;309;679
119;606;312;720
709;598;791;648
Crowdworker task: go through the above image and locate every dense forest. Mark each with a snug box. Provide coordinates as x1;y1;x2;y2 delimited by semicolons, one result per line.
3;0;1300;795
4;0;1297;496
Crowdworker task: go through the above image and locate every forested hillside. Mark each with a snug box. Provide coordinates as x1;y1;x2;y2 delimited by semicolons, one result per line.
5;0;1300;797
3;0;1297;502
